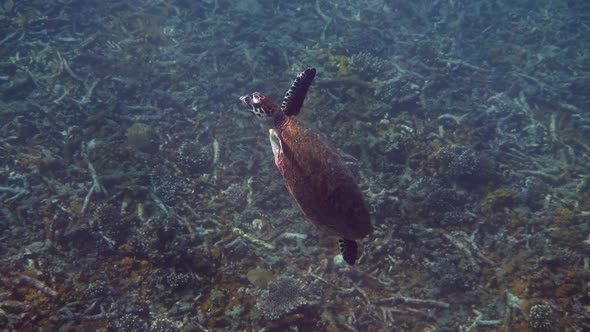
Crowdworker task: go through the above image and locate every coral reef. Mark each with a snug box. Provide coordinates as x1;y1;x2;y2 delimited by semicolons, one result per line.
0;0;588;331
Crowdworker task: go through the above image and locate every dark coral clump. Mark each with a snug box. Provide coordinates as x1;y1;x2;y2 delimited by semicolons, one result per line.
93;202;139;248
375;76;423;106
150;318;181;332
344;27;388;55
126;123;159;154
84;280;111;300
440;211;473;227
406;176;467;226
538;246;582;267
255;275;307;320
176;141;213;175
350;52;388;80
165;272;191;290
424;252;477;294
435;145;489;188
150;164;179;206
528;304;555;332
406;176;444;199
130;215;190;264
523;177;550;211
110;313;148;332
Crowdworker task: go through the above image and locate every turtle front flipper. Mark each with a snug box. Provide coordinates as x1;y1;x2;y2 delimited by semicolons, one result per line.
281;68;316;116
339;238;358;265
268;129;284;172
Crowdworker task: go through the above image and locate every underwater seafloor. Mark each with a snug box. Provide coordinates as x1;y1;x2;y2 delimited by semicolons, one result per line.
1;0;589;331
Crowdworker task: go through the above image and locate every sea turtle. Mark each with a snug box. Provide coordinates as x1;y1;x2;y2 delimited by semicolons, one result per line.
240;68;372;265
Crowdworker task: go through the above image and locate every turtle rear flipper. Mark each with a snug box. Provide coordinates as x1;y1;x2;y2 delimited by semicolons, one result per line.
281;68;316;116
339;238;358;265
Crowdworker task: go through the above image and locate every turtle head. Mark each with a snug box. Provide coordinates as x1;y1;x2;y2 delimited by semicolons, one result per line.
239;92;278;118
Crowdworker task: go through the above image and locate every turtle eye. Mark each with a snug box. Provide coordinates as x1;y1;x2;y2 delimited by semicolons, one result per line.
252;92;263;104
252;94;262;109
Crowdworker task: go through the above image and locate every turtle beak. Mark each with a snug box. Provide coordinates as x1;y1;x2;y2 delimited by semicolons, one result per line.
240;94;253;109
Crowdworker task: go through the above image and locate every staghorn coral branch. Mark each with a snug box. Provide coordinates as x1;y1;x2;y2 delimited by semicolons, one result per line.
0;186;28;202
61;53;83;81
352;283;371;306
150;191;170;216
377;294;449;309
12;273;58;298
460;309;501;331
443;231;495;269
315;0;331;22
0;31;18;46
80;182;97;215
438;112;469;124
77;80;99;107
232;227;274;250
442;58;492;72
80;143;107;214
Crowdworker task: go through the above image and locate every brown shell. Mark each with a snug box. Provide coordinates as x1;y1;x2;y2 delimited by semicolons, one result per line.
275;118;372;240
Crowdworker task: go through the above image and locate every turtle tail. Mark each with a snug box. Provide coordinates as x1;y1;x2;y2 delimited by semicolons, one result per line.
339;238;358;265
281;68;316;116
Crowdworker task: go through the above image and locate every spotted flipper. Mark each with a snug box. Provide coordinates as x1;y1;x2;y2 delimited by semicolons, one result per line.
281;68;316;117
339;238;358;265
